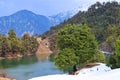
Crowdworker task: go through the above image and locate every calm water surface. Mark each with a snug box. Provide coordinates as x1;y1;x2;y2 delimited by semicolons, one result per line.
0;54;63;80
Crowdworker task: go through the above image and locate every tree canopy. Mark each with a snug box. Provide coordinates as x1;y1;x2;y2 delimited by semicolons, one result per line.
0;29;39;57
54;24;105;71
109;36;120;68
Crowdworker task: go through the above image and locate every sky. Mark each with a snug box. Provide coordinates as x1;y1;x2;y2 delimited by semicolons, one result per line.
0;0;120;17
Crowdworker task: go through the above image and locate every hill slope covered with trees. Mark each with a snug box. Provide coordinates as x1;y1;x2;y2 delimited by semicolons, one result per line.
43;1;120;53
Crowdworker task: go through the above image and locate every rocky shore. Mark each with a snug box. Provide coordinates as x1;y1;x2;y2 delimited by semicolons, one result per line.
0;77;15;80
0;73;16;80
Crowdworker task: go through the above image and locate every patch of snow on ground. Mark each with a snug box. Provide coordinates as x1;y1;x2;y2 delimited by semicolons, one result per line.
77;63;111;74
29;63;120;80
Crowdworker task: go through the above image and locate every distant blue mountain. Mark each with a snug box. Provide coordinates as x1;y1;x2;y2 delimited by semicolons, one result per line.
0;10;51;37
0;9;80;37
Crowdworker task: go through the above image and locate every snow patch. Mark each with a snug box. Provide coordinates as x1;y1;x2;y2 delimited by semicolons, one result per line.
77;63;111;74
29;63;120;80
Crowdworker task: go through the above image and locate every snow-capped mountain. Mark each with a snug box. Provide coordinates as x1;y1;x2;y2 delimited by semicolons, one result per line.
50;8;80;25
0;9;80;37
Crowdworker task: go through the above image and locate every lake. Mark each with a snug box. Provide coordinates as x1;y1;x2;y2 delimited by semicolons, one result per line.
0;54;63;80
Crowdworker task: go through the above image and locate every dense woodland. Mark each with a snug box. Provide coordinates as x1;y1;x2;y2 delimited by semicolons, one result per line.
0;29;39;58
43;1;120;52
42;1;120;70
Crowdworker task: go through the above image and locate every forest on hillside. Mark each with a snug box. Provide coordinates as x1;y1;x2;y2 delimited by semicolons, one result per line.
0;29;39;58
42;1;120;69
43;1;120;53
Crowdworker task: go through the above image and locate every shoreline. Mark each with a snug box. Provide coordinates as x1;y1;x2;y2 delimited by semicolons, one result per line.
0;73;16;80
0;77;16;80
0;52;53;60
0;53;35;60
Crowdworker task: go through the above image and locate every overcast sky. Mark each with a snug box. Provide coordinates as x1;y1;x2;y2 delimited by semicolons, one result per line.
0;0;119;17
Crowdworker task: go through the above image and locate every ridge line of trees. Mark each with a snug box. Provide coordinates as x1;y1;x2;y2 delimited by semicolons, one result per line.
0;29;39;57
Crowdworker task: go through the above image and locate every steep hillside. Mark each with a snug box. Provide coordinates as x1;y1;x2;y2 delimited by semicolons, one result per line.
42;1;120;52
43;1;120;40
36;38;52;54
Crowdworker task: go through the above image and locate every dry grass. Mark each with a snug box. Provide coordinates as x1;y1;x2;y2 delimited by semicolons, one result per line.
69;63;100;75
79;63;100;70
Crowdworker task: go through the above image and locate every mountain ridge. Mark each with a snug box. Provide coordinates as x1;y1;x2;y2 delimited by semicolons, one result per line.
0;10;51;37
0;9;80;37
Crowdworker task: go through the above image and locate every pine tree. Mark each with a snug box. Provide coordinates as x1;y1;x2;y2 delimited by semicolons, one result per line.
109;36;120;68
0;35;10;56
54;48;78;71
21;33;31;53
8;29;22;54
54;24;105;71
21;33;39;54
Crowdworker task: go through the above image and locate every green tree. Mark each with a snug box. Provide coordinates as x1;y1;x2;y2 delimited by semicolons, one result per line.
0;35;10;56
49;34;58;53
21;33;39;54
8;29;16;40
8;29;22;54
54;24;105;71
21;33;31;53
90;50;105;63
29;36;39;53
101;25;119;52
54;48;78;71
109;36;120;68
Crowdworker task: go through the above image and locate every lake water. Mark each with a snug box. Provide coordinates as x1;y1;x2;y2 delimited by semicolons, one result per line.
0;54;63;80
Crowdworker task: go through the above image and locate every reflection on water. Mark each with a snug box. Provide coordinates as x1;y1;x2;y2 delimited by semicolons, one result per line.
0;54;63;80
35;53;50;61
0;55;38;69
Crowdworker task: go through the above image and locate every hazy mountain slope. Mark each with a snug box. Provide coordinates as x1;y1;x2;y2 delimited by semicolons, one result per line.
0;9;79;37
0;10;51;37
